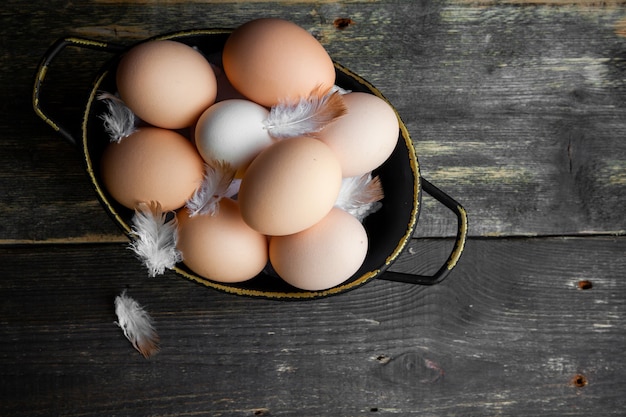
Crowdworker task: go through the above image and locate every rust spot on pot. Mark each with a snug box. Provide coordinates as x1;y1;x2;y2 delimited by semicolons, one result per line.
577;280;593;290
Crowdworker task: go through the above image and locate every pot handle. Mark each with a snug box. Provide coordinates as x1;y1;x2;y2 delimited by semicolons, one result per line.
33;36;126;147
380;178;468;285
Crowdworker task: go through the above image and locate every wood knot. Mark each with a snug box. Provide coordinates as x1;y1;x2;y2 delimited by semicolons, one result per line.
334;18;355;30
571;374;588;388
375;354;391;364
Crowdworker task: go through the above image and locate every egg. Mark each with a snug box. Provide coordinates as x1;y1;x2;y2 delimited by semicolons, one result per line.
269;207;368;291
318;92;399;177
100;127;205;211
176;198;268;283
222;18;336;107
116;40;218;129
195;99;274;169
238;136;342;236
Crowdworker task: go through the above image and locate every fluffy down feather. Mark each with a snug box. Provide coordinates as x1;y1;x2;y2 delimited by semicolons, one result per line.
185;161;237;216
114;290;159;358
263;87;347;139
128;201;182;277
335;173;384;222
97;91;137;143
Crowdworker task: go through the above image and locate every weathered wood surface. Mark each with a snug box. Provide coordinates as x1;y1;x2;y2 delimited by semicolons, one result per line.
1;0;624;240
1;238;625;416
1;0;625;416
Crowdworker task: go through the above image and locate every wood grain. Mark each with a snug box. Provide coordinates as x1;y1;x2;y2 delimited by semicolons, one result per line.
1;237;624;416
1;1;625;242
1;1;625;415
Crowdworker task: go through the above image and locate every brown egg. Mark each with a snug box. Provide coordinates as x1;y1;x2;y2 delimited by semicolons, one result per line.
318;92;399;177
269;207;368;291
176;198;269;283
238;137;342;236
222;18;336;107
116;40;217;129
100;127;205;211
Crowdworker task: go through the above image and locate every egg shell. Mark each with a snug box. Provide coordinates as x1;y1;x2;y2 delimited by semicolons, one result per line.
269;207;368;291
116;40;218;129
176;198;268;283
238;136;342;236
318;92;399;177
100;127;205;211
195;99;274;168
222;18;336;107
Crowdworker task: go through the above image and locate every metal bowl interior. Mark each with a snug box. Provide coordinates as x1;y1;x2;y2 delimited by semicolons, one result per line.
81;29;421;299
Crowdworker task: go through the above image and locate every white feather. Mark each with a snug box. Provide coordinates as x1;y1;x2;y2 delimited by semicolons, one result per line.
331;84;351;95
263;89;346;139
97;91;137;143
186;162;236;216
224;178;242;199
335;173;384;222
128;201;182;277
114;290;159;358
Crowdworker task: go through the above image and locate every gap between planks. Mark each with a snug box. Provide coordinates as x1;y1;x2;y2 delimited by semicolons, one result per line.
0;235;128;246
0;231;624;247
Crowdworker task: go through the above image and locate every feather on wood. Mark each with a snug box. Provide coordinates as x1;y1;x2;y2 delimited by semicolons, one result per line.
114;290;159;358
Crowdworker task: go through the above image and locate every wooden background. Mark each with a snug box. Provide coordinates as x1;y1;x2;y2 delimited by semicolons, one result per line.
1;0;625;415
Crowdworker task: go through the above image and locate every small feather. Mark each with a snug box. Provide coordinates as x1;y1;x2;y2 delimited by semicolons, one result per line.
97;91;137;143
225;178;242;199
114;290;159;358
335;173;384;221
186;161;237;216
263;87;347;139
128;201;182;277
331;84;351;95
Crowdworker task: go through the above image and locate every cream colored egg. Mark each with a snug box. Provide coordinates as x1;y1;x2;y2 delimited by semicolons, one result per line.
116;40;217;129
318;92;399;177
176;198;268;283
238;137;342;236
269;207;368;291
100;127;205;211
195;99;274;168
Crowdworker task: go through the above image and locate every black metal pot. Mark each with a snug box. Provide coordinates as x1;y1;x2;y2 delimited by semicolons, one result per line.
33;29;468;299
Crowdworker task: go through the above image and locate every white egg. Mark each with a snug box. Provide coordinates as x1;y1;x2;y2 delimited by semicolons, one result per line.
195;99;274;168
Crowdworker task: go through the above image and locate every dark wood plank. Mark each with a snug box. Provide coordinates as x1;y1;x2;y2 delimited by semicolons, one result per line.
1;237;624;416
1;0;625;242
1;1;625;415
